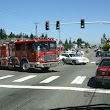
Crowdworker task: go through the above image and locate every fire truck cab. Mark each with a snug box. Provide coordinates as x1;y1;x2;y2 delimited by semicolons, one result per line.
0;37;59;71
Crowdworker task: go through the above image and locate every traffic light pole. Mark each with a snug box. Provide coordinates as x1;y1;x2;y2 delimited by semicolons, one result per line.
59;29;60;41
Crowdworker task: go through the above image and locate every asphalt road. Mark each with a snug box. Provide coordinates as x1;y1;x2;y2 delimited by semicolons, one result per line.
0;49;110;110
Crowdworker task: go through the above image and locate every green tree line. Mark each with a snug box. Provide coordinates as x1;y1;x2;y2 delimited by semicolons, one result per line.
58;38;90;50
0;28;48;40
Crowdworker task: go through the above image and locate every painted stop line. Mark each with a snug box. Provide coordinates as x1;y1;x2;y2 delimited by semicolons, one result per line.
0;85;110;94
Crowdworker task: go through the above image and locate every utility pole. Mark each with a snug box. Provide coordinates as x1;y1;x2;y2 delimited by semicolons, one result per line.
34;22;39;37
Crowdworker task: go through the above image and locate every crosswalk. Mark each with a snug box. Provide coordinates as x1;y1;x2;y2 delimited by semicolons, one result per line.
71;76;86;84
0;74;87;85
39;76;60;83
13;75;37;82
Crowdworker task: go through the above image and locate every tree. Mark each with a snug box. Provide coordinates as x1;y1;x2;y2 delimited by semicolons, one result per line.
102;43;110;51
63;39;69;50
30;33;34;39
77;38;82;47
85;42;90;48
68;38;72;49
58;40;63;45
103;33;107;40
101;33;107;44
41;33;44;37
0;29;7;39
24;34;29;39
8;32;15;38
45;34;48;38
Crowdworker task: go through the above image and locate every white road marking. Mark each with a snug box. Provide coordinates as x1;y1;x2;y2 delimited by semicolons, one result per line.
90;61;96;63
0;75;14;80
71;76;81;84
76;76;86;84
71;76;86;84
0;85;110;94
40;76;60;83
13;75;37;82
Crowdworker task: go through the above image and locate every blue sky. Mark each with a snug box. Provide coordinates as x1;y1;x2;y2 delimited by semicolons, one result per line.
0;0;110;45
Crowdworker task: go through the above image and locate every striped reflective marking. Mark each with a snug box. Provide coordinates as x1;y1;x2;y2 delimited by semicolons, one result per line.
40;76;60;83
13;75;37;82
71;76;86;84
0;75;14;80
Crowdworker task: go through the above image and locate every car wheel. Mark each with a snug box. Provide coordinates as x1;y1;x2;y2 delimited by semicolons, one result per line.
71;60;76;65
83;63;86;65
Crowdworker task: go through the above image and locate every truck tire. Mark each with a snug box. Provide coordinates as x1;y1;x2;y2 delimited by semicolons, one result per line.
20;60;29;72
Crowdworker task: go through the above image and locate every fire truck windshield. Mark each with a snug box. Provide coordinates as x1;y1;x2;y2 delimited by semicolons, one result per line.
34;42;57;52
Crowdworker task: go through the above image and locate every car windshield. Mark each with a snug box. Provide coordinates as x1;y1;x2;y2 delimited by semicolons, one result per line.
100;59;110;67
69;54;76;57
97;51;102;54
34;41;57;52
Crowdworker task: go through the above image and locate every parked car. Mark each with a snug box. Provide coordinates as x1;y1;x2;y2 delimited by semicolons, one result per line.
96;50;103;57
59;52;89;65
101;51;110;58
95;57;110;87
94;48;98;52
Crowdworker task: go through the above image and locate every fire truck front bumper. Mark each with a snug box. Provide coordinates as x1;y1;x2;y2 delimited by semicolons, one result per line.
30;62;59;68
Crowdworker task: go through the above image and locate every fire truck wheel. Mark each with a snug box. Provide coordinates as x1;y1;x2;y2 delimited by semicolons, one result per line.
20;61;29;71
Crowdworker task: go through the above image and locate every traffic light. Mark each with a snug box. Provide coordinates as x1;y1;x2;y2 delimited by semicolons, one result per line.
45;21;49;30
56;21;60;30
81;19;85;28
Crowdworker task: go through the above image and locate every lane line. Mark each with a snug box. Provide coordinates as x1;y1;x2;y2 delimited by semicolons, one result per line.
0;75;14;80
0;85;110;94
13;75;37;82
76;76;86;84
39;76;60;83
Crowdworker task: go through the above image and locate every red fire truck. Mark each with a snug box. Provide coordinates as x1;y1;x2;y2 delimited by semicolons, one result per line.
0;37;59;71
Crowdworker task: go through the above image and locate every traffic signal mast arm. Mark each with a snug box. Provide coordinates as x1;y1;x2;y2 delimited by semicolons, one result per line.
50;21;110;24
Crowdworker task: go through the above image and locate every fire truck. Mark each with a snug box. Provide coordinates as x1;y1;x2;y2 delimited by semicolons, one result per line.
0;37;59;71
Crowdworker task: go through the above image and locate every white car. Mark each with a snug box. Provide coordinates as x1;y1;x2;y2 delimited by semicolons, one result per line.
59;52;89;65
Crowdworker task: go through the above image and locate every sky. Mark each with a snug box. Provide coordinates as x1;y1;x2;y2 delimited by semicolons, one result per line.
0;0;110;45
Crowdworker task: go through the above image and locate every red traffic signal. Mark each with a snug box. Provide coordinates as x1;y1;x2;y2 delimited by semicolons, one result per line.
45;21;49;30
